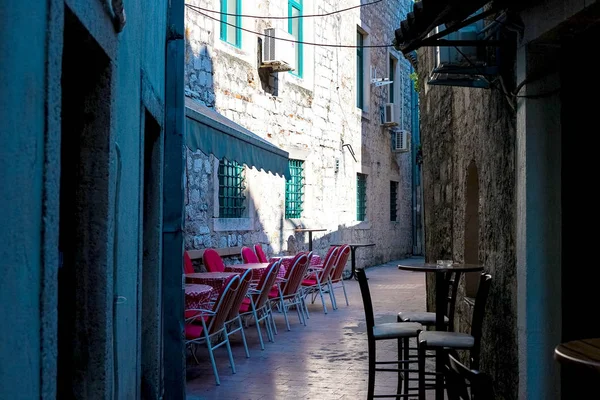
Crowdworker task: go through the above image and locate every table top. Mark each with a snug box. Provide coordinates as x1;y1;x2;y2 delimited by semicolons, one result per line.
555;338;600;369
185;283;214;295
294;228;327;233
185;272;239;279
398;263;483;273
330;243;376;248
227;263;270;270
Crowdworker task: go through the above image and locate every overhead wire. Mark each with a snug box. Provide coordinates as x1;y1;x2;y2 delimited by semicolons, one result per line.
185;0;382;20
185;4;394;48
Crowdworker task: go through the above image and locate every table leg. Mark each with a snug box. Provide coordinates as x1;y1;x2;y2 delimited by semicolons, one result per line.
308;231;313;251
344;247;357;280
434;271;447;400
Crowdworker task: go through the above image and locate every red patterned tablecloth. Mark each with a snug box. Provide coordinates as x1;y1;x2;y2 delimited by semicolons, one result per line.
185;272;239;292
269;254;323;276
224;263;272;280
185;284;217;310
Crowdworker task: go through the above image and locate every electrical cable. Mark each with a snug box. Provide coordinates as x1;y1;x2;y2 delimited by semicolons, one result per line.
185;0;382;20
186;6;394;48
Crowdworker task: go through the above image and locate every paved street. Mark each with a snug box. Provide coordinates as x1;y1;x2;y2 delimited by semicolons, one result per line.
186;256;432;400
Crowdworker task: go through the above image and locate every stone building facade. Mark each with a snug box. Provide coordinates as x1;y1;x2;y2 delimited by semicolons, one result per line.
184;0;418;268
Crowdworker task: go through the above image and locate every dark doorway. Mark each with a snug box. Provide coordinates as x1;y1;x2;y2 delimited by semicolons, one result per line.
57;8;112;399
141;110;163;399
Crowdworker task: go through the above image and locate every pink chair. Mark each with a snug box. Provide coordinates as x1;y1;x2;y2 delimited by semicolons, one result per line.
301;246;339;314
254;244;268;263
225;269;253;358
185;274;240;385
241;246;259;263
268;253;310;331
184;251;195;274
203;248;225;272
239;259;281;349
329;244;351;309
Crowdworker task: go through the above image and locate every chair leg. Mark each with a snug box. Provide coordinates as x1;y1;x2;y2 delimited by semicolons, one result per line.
368;338;376;400
206;339;221;386
223;329;236;374
268;303;278;335
237;316;250;358
254;310;265;350
328;281;337;310
418;342;426;400
341;279;349;306
317;284;328;314
397;338;403;396
403;337;410;395
281;299;291;331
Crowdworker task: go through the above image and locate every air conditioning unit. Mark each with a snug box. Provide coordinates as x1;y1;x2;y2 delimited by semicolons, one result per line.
381;103;400;127
261;28;295;72
392;129;409;152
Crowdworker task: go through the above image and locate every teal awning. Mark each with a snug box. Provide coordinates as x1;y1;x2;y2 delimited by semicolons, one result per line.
185;97;290;179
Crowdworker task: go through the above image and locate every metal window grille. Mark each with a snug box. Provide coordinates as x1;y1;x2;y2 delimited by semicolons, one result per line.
390;181;398;221
357;173;367;221
357;31;364;109
285;159;304;218
218;159;246;218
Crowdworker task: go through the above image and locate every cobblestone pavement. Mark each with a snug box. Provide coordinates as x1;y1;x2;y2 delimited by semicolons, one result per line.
186;256;435;400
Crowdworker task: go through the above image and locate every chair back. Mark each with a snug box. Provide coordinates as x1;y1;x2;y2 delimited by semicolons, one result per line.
320;246;337;267
204;274;240;334
282;254;309;296
283;251;305;280
254;244;268;263
356;268;375;338
226;269;253;320
184;251;195;274
252;260;282;309
469;273;492;369
445;353;494;400
241;246;259;263
203;248;225;272
316;246;339;282
330;244;351;281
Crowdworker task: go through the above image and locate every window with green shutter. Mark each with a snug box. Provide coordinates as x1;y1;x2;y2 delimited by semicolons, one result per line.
390;181;398;221
288;0;303;77
389;56;396;104
220;0;242;47
285;159;304;218
357;31;364;109
357;173;367;221
218;159;246;218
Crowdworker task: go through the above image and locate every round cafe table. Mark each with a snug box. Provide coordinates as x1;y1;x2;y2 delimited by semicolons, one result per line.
184;271;239;292
555;338;600;370
330;243;376;280
185;284;217;310
225;263;272;280
398;262;483;400
270;254;323;277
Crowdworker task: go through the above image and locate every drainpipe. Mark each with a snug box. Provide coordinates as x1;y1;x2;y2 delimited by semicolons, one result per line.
162;0;185;397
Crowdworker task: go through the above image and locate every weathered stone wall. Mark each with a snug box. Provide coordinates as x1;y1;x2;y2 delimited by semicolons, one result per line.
417;45;518;398
184;0;416;269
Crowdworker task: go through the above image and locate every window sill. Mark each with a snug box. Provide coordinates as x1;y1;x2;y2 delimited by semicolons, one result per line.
361;109;370;121
213;217;253;232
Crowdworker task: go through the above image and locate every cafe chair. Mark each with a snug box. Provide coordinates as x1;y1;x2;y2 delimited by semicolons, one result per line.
417;273;492;400
329;244;351;309
185;274;240;385
397;270;462;332
241;246;260;263
269;253;310;331
224;269;254;359
184;250;195;274
301;246;339;314
254;243;268;263
203;248;226;272
356;268;423;399
444;352;494;400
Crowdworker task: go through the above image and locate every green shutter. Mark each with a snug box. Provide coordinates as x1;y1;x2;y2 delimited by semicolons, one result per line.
218;159;246;218
357;173;367;221
285;159;304;218
289;1;303;77
357;32;364;109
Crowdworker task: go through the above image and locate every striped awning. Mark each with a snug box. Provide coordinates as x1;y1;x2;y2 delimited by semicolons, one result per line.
185;97;290;179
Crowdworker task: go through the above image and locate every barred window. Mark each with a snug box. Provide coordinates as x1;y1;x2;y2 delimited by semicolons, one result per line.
357;173;367;221
218;159;246;218
390;181;398;221
285;159;304;219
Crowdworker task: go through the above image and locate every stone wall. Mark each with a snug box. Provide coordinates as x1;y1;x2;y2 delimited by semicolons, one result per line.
184;0;416;269
417;44;518;398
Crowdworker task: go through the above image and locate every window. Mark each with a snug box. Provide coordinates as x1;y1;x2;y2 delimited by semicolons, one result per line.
389;55;397;104
220;0;241;47
218;159;246;218
357;173;367;221
357;31;364;109
390;181;398;221
285;159;305;218
289;0;303;77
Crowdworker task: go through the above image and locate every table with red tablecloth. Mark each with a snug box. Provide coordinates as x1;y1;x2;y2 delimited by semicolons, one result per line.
184;271;239;292
185;283;217;310
269;254;323;277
